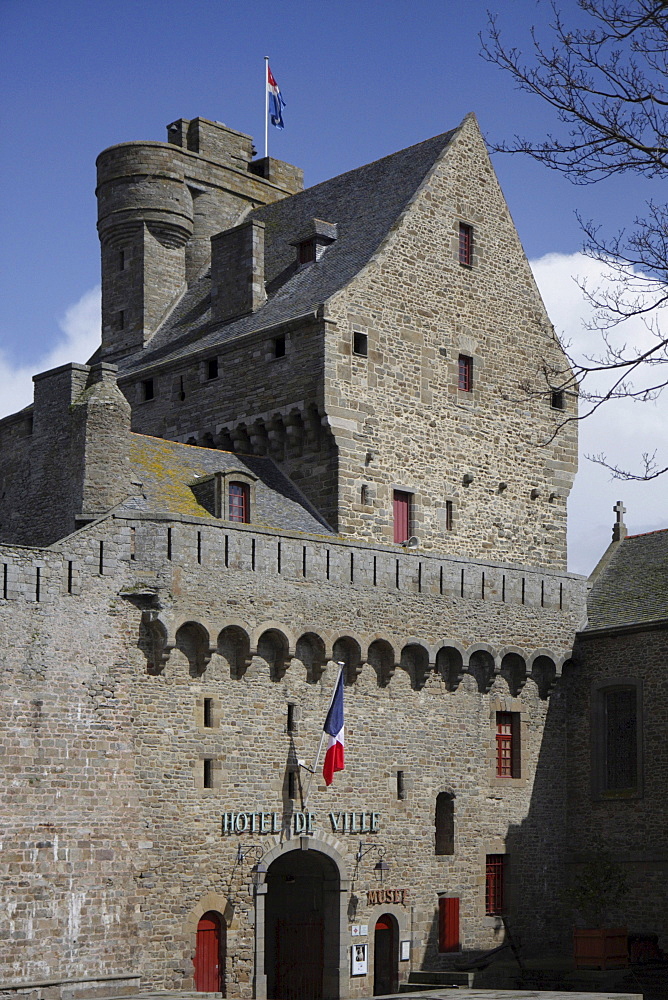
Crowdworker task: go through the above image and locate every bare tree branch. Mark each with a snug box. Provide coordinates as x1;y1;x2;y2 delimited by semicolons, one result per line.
482;0;668;478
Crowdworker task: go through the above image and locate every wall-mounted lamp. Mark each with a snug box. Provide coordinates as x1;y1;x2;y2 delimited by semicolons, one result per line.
236;843;263;866
250;861;267;889
498;481;507;493
531;487;542;500
355;841;389;882
463;473;474;485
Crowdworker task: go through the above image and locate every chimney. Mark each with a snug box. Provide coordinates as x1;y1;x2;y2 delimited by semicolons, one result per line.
210;219;266;324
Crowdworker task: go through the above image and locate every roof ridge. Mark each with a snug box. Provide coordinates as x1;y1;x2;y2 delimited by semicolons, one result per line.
261;126;459;207
625;528;668;539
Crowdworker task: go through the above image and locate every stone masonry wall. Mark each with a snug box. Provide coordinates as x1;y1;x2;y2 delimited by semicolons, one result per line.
120;314;341;530
566;625;668;949
0;514;585;995
324;115;577;570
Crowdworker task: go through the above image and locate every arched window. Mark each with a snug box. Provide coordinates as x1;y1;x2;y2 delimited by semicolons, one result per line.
435;792;454;855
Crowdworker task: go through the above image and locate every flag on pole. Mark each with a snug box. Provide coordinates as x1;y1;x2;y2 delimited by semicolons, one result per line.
267;64;286;129
323;670;345;786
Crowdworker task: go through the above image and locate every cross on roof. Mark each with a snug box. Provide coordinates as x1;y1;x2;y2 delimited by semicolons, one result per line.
613;500;627;524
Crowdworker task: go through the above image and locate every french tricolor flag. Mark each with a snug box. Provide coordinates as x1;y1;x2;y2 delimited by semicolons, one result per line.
267;64;286;130
323;670;345;786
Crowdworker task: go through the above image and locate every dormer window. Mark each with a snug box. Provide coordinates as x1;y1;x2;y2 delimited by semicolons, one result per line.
291;219;338;265
299;239;316;264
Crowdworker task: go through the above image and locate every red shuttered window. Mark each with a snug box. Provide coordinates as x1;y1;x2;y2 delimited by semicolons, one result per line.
393;490;411;544
485;855;506;915
438;896;460;952
229;482;249;523
496;712;520;778
458;354;473;392
459;223;473;266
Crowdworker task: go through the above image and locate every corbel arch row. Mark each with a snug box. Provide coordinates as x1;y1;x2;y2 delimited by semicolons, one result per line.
143;614;564;697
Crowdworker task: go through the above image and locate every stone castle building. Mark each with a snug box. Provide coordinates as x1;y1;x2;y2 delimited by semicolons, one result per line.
0;113;665;1000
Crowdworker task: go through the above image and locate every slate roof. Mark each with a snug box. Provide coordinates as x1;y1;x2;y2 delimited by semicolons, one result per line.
120;433;333;534
586;529;668;630
117;128;458;373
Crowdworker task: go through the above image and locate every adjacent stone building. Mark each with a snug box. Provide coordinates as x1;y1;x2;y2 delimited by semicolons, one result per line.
0;113;663;1000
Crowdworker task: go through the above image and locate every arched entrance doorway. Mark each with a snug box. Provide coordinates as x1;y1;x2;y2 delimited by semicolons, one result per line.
373;913;398;996
194;910;225;993
264;849;340;1000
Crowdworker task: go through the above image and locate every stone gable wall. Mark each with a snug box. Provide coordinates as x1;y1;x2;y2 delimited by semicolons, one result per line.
323;116;577;568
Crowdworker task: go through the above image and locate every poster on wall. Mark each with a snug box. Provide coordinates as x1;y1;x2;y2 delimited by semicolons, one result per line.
351;943;368;976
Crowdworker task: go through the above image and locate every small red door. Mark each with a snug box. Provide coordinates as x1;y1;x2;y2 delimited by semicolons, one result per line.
195;911;224;993
393;491;411;544
438;896;460;952
374;914;398;995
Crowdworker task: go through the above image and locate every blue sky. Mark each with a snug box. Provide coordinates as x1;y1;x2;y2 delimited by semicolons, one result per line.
0;0;665;571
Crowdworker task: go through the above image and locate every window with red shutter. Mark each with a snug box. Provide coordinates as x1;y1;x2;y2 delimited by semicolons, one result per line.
496;711;520;778
459;223;473;266
485;855;506;915
458;354;473;392
393;490;411;544
229;482;249;523
438;896;460;952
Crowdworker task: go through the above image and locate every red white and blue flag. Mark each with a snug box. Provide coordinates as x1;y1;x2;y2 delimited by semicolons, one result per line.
267;65;286;130
322;670;345;786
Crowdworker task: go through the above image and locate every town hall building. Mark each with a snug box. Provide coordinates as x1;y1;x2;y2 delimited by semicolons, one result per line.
0;113;665;1000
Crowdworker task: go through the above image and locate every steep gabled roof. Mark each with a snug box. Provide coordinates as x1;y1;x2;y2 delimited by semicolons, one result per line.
119;434;333;534
117;128;458;372
586;528;668;629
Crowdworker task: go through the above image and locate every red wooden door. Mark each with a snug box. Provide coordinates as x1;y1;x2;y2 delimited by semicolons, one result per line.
393;491;411;544
438;896;460;952
195;911;224;993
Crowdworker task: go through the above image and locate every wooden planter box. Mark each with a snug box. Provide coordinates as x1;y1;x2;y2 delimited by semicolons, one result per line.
573;928;628;969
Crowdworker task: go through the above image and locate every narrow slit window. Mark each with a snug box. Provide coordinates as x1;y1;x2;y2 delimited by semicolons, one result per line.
203;759;213;789
287;703;296;733
551;389;565;410
445;499;453;531
203;698;213;728
206;358;219;380
435;792;455;855
141;378;154;401
118;309;125;330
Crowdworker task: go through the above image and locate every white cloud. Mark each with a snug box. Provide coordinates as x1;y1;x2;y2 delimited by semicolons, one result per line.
531;253;668;576
0;286;101;419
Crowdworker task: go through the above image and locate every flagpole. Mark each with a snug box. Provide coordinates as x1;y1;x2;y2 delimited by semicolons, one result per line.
264;56;269;159
302;662;344;811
